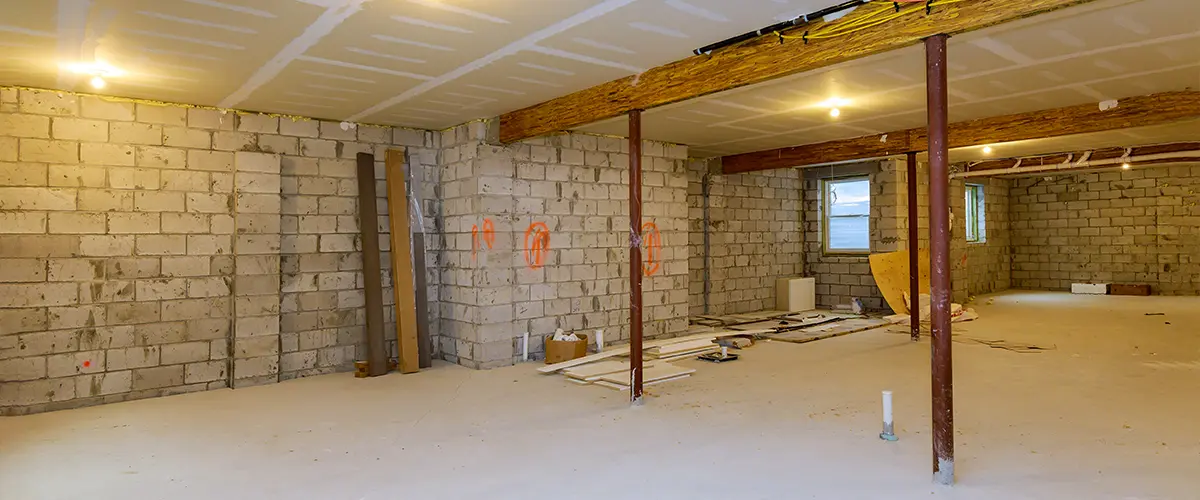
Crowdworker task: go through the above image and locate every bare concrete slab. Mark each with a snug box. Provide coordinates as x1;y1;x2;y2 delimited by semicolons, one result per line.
2;291;1197;499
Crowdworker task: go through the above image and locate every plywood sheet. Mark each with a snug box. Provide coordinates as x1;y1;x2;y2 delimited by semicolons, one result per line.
869;249;931;315
595;364;696;385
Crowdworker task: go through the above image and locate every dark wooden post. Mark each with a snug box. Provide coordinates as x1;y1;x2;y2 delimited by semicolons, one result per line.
907;151;921;342
628;110;644;404
356;152;387;376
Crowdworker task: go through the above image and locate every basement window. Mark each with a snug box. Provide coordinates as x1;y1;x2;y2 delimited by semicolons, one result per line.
823;177;870;254
965;183;986;243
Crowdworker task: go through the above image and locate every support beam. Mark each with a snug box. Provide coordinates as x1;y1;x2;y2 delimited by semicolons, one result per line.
906;151;920;343
499;0;1096;143
628;109;645;404
925;34;954;486
722;91;1200;174
954;142;1200;177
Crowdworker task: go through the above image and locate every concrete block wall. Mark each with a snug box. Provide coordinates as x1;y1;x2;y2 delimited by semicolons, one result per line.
0;88;440;414
435;123;690;368
953;177;1012;297
687;161;802;316
1009;165;1200;294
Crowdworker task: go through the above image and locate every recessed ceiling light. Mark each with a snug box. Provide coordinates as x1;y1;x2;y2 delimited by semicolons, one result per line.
982;146;993;154
829;108;841;118
89;76;106;89
1122;163;1131;169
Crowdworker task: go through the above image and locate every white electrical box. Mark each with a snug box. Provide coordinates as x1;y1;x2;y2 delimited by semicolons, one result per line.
776;277;816;312
1071;283;1109;295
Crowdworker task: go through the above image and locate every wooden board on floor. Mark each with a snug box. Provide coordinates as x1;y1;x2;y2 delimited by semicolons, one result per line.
869;250;931;315
649;339;717;356
595;364;696;385
386;149;420;374
766;318;890;344
593;374;692;391
563;360;657;380
537;329;772;374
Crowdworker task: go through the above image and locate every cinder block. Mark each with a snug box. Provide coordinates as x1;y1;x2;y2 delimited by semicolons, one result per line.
81;96;135;121
161;170;209;192
2;378;75;406
47;304;106;330
108;167;160;190
75;370;133;397
187;150;234;172
135;103;187;126
105;257;159;279
18;138;79;163
78;189;133;211
136;279;188;301
238;114;278;134
79;235;134;256
163;126;212;149
300;138;338;158
47;350;106;378
234;336;279;358
134;191;185;212
48;212;106;234
0;161;47;186
184;360;227;384
131;365;184;390
280;119;319;138
257;134;298;155
213;131;256;151
161;341;211;365
136;146;187;169
19;89;79;116
0;114;51;138
52;117;108;141
0;212;47;233
187;108;235;130
187;276;231;298
136;234;187;255
107;213;161;234
187;235;233;255
106;301;161;325
232;356;277;380
48;164;105;187
236;172;281;194
81;143;135;166
0;357;46;381
109;122;162;145
0;308;48;334
235;151;281;174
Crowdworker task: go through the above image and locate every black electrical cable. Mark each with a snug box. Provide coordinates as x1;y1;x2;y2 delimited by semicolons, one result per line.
691;0;873;56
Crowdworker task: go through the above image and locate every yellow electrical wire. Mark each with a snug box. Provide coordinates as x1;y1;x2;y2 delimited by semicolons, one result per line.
774;0;968;42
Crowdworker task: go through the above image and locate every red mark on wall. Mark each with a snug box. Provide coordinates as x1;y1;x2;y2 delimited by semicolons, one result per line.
642;222;662;276
82;360;91;368
471;218;495;261
524;222;551;269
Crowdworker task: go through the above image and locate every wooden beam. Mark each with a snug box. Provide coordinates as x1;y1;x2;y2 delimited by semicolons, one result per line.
356;152;388;377
385;149;420;374
498;0;1095;143
723;90;1200;174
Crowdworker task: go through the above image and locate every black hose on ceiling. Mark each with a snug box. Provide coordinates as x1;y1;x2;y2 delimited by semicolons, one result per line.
691;0;873;56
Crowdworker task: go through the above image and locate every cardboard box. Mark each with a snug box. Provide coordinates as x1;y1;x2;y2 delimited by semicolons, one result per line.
545;333;589;364
776;277;816;312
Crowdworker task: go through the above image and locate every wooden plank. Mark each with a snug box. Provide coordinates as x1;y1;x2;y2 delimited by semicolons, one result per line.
656;348;719;362
537;329;773;373
355;153;388;377
498;0;1094;143
766;318;890;344
412;232;432;369
385;149;420;374
593;374;691;391
596;364;696;385
723;91;1200;174
562;360;657;380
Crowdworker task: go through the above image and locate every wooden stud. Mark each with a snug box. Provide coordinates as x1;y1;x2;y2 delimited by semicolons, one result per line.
386;149;420;374
356;153;388;377
722;91;1200;174
498;0;1097;143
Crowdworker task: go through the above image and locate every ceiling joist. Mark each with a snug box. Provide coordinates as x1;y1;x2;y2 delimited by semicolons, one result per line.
720;91;1200;174
497;0;1098;143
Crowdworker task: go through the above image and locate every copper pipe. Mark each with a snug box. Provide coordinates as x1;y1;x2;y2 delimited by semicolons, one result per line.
628;109;644;404
925;33;955;485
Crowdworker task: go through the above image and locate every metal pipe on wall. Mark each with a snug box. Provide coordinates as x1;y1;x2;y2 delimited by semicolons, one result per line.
925;33;955;485
628;109;645;404
906;151;921;342
702;172;712;315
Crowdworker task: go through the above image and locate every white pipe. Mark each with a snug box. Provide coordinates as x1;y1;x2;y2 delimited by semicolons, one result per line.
595;329;604;352
522;332;529;361
880;390;897;441
952;150;1200;178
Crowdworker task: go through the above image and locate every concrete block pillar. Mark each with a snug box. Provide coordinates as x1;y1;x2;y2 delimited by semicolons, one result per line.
232;152;282;387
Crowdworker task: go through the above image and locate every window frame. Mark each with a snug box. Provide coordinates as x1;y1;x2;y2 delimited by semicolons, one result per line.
965;183;986;244
822;176;871;255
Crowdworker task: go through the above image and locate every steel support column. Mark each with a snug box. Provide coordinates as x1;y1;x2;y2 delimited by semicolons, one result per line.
907;151;921;342
925;33;955;485
628;110;645;404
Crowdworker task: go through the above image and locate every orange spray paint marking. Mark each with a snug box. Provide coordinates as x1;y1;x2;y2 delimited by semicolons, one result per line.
641;222;662;276
524;222;551;269
471;224;480;261
482;218;495;249
82;360;91;368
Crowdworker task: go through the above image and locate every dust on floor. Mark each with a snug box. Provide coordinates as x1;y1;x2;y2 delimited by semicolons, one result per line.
1;290;1197;499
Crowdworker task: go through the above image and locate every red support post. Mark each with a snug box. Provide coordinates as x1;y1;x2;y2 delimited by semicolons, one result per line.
907;151;921;342
925;33;955;485
628;109;645;404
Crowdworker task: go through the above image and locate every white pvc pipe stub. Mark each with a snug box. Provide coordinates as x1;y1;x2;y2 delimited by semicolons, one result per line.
880;390;897;442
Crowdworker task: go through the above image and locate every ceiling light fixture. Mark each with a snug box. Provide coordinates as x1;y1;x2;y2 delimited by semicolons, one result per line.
1122;163;1131;169
982;146;993;154
818;97;851;108
89;76;106;89
63;60;126;77
829;108;841;118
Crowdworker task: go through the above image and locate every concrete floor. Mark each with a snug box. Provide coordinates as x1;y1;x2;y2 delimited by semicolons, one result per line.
2;291;1197;499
